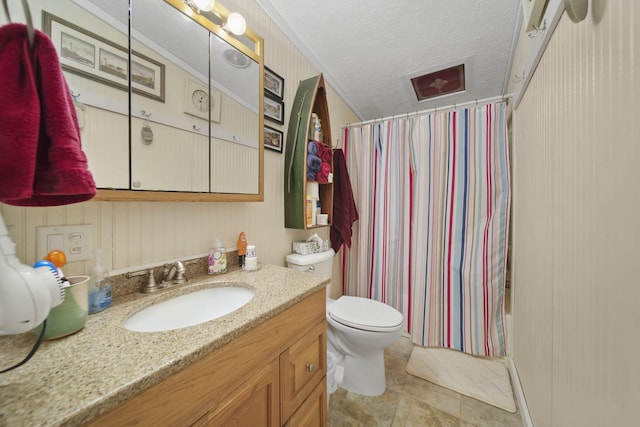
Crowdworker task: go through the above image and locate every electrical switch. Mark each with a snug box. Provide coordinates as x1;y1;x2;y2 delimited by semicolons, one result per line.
36;225;94;262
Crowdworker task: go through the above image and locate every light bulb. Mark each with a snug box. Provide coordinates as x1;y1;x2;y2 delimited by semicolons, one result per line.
192;0;215;12
225;12;246;36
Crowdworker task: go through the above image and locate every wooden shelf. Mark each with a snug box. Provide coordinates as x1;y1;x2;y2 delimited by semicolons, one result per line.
284;74;333;230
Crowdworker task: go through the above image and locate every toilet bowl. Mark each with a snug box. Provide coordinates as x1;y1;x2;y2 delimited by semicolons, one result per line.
286;249;404;397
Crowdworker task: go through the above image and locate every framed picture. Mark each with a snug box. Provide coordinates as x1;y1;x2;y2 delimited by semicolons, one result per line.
184;78;222;122
264;125;284;153
43;11;165;103
264;66;284;99
264;93;285;125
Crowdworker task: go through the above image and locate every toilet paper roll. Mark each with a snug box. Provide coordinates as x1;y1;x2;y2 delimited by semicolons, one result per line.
306;181;319;199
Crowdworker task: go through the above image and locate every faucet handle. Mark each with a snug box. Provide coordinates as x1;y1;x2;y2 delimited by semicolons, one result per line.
141;268;161;293
173;260;189;284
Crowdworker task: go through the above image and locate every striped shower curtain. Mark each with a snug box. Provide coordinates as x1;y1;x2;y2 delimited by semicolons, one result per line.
343;102;510;356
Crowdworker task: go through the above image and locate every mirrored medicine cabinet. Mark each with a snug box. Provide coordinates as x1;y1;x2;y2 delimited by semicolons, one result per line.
31;0;264;201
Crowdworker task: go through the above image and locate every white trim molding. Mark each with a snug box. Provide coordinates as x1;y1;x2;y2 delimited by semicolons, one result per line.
512;0;565;109
508;356;534;427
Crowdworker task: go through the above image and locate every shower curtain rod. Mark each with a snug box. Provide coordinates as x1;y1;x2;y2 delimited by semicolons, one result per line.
344;92;515;128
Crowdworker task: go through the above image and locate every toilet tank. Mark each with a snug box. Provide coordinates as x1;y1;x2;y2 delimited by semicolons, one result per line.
286;249;335;278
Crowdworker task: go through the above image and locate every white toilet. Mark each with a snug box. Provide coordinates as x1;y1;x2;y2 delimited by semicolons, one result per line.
286;249;404;396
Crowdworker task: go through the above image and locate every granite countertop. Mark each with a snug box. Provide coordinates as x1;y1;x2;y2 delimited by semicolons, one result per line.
0;264;328;427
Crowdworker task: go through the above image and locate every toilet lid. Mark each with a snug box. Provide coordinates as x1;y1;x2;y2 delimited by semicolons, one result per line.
328;296;403;332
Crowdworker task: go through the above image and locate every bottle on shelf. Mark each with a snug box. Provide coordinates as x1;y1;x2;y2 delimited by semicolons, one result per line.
306;195;315;227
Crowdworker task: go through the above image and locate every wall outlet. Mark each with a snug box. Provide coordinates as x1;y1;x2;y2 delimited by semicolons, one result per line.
36;224;94;263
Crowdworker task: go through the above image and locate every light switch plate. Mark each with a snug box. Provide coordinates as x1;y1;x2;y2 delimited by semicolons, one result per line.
36;224;94;263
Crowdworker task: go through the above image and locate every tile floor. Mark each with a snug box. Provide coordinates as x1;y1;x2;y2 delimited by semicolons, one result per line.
328;335;524;427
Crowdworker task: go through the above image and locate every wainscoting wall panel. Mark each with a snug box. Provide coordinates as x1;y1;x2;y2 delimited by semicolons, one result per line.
512;2;639;426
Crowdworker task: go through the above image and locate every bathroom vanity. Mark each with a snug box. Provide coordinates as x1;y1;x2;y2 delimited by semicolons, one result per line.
89;289;326;426
0;265;328;426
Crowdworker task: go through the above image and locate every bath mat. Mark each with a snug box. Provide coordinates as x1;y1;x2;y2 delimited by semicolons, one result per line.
406;346;516;413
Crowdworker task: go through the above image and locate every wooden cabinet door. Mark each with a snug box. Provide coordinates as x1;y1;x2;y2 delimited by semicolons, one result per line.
280;320;326;422
284;379;327;427
193;359;279;427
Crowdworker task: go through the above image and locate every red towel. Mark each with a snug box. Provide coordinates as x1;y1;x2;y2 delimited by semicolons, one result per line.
317;141;332;161
316;161;331;183
0;24;40;201
330;149;358;252
0;24;96;206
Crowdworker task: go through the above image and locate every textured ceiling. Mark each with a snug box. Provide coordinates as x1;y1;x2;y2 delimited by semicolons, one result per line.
257;0;522;121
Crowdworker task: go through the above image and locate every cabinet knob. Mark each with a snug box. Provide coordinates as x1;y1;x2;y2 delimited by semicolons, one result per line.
306;363;315;372
141;124;154;145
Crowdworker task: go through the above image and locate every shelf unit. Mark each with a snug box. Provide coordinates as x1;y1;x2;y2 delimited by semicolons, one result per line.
284;74;333;230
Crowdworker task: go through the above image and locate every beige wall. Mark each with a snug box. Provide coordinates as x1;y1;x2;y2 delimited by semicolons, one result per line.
512;1;639;426
0;0;359;297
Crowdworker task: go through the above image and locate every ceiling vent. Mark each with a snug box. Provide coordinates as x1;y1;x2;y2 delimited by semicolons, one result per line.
411;64;465;101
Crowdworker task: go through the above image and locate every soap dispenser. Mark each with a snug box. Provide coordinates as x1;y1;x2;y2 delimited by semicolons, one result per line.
88;249;111;314
208;238;227;275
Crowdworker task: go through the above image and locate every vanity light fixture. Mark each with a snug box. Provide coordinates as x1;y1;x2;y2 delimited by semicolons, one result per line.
183;0;246;36
188;0;215;12
223;12;246;36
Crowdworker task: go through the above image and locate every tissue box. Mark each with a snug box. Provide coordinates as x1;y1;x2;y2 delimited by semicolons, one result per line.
292;239;329;255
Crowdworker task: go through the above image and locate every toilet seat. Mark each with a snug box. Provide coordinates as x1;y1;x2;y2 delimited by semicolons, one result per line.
328;296;403;332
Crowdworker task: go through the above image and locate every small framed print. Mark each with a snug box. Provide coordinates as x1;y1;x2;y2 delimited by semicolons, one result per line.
264;93;284;125
264;66;284;99
43;11;165;102
264;125;284;153
184;78;222;122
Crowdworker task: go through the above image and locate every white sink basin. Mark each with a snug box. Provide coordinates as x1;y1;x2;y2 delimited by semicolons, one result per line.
124;286;254;332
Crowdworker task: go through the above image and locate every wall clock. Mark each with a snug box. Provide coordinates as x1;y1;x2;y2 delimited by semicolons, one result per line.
184;78;221;122
192;89;209;113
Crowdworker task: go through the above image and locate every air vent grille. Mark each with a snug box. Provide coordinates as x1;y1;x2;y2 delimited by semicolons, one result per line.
411;64;465;101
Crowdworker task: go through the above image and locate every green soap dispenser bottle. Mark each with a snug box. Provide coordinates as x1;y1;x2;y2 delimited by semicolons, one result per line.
88;249;111;314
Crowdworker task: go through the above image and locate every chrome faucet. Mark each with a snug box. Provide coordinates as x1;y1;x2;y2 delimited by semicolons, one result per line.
161;261;188;286
174;261;188;284
128;260;195;293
